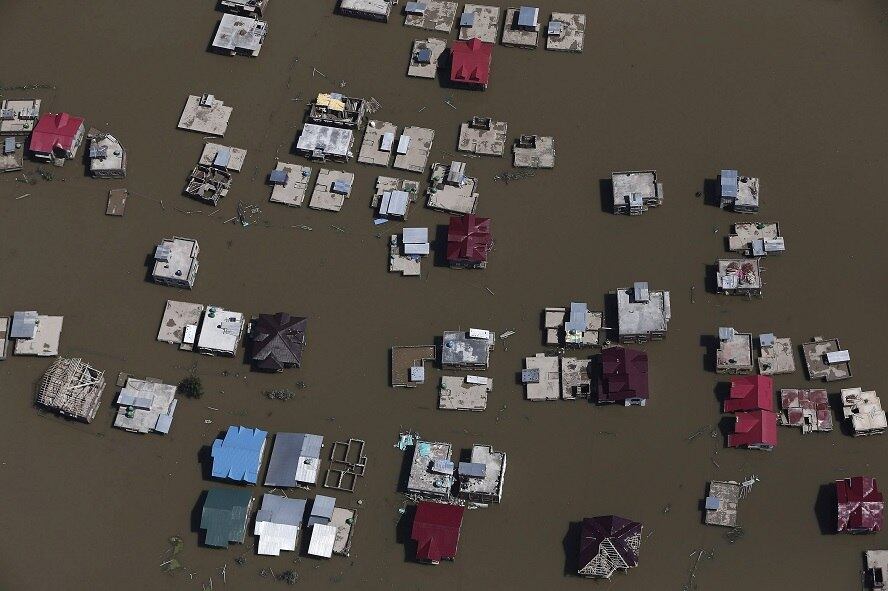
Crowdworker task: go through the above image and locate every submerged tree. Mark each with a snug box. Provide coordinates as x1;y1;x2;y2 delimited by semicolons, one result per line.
178;375;204;399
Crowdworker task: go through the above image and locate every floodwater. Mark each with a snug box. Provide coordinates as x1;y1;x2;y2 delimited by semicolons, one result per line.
1;1;887;589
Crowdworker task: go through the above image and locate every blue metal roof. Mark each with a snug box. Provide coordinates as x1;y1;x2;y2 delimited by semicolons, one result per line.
269;169;288;184
211;425;267;484
460;12;475;27
517;6;539;28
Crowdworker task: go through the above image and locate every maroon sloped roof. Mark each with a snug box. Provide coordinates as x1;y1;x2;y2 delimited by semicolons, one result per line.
727;410;778;448
446;214;491;264
579;515;642;571
248;312;307;370
836;476;884;533
28;112;84;154
724;375;774;413
449;38;493;86
598;347;649;403
411;502;465;562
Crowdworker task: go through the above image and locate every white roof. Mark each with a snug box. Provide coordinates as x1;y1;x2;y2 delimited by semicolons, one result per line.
295;456;321;485
308;524;337;558
469;328;491;339
255;521;300;556
466;375;488;385
196;307;244;354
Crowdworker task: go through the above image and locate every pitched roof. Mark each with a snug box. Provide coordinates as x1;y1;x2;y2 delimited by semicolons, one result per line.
579;515;642;575
449;38;493;86
837;476;884;532
211;425;267;484
446;215;491;264
249;312;307;370
598;347;649;402
727;410;778;448
200;488;252;547
724;375;774;413
28;112;84;154
263;432;324;487
411;502;465;562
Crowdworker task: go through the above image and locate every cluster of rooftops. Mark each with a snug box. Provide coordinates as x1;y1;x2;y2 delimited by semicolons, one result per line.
0;101;126;177
199;426;364;559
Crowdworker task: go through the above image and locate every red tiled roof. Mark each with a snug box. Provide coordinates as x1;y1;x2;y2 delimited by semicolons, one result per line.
28;112;84;154
598;347;649;403
727;409;778;449
837;476;884;533
411;502;465;563
446;214;491;264
449;38;493;87
724;375;774;413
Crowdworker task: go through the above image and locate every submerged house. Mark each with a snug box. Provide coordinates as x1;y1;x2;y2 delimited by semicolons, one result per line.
447;214;491;269
113;377;177;434
614;282;671;343
36;357;106;423
211;13;267;57
441;329;495;369
457;444;507;504
724;375;774;413
200;488;253;548
211;425;268;484
449;38;493;89
719;169;760;213
254;494;306;556
411;501;465;564
248;313;307;371
836;476;883;534
151;237;200;289
597;346;649;406
578;515;643;578
264;432;324;487
28;112;86;163
87;130;126;178
727;410;777;451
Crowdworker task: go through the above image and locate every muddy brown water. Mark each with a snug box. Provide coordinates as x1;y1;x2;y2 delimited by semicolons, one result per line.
1;1;887;589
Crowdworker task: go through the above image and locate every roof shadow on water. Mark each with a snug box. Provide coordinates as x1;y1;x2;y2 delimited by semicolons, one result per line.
561;521;581;576
432;224;449;268
396;445;415;494
199;443;217;481
814;483;837;535
395;504;417;563
699;334;719;373
603;292;618;344
597;178;613;213
190;489;209;544
716;415;734;444
702;177;722;207
703;264;719;294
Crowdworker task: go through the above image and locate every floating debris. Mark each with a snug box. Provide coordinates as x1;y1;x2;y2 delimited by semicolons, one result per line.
493;170;535;183
724;526;744;543
265;388;296;401
292;224;313;231
15;193;30;200
499;330;516;339
331;224;346;233
160;536;184;572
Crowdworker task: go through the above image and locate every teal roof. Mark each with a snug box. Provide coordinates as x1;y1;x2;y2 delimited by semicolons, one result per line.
200;488;252;547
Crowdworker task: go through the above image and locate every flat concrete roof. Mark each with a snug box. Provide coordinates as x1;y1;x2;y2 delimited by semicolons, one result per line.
716;330;754;372
212;13;267;56
13;315;62;356
407;440;453;498
404;0;458;32
199;143;247;172
524;353;560;400
426;162;479;214
177;95;232;136
513;135;554;168
393;126;434;173
616;287;671;338
152;237;199;286
758;336;796;375
458;117;508;156
310;169;354;211
439;375;491;410
0;99;41;135
357;120;397;166
502;7;540;48
407;38;447;78
546;12;586;52
297;124;354;161
269;161;312;207
458;5;500;43
157;300;205;346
